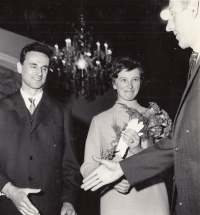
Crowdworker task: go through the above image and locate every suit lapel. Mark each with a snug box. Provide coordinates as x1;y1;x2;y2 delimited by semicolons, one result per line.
31;93;50;133
11;91;30;119
173;58;200;133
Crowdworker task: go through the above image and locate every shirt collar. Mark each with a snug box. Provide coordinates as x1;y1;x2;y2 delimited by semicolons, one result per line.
20;88;43;109
193;40;200;62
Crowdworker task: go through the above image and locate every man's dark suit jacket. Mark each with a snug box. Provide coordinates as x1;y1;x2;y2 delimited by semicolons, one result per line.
120;57;200;215
0;91;81;215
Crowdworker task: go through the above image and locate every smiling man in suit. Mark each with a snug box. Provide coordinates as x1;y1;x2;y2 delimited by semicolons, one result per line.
0;42;81;215
81;0;200;214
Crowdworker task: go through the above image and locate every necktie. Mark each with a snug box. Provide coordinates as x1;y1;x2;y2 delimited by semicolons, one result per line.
188;51;198;81
28;98;35;115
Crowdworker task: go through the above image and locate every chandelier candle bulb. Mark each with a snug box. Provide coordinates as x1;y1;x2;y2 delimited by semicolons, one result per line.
62;60;66;66
55;45;59;53
107;49;112;55
96;42;100;51
65;39;71;48
104;43;108;54
65;39;68;48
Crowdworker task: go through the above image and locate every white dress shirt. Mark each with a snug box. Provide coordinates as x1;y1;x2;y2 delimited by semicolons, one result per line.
20;88;43;110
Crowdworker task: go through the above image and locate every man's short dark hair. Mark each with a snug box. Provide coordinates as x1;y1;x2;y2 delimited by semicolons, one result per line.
20;42;53;64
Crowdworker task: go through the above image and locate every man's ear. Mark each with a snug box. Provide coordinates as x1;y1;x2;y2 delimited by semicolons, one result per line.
17;62;22;74
190;0;199;19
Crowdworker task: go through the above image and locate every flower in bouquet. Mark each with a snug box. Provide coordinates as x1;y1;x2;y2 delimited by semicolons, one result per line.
144;102;172;141
101;102;172;160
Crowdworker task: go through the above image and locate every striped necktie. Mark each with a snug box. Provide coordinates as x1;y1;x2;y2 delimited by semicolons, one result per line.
188;51;198;81
28;98;35;115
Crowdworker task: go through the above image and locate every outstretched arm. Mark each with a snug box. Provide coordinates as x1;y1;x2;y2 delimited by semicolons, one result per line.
81;135;173;191
121;134;173;187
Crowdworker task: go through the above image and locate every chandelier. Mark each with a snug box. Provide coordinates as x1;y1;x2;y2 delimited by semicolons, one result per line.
50;15;112;101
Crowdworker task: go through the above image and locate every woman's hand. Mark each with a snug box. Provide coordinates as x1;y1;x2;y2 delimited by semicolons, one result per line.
121;129;142;154
114;179;130;193
61;202;76;215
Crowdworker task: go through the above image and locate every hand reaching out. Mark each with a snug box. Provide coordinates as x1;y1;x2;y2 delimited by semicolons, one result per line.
2;183;41;215
114;179;130;194
81;156;124;191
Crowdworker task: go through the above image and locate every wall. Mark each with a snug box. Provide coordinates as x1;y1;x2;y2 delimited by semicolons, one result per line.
0;28;35;59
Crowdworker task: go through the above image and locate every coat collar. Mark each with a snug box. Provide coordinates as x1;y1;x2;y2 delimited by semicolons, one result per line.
11;91;29;119
173;58;200;133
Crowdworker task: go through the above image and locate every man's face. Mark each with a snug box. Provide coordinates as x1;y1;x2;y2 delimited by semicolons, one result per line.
113;68;141;102
18;51;49;93
166;0;195;49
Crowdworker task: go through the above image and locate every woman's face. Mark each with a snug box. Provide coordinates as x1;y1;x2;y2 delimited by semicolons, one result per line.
113;68;141;102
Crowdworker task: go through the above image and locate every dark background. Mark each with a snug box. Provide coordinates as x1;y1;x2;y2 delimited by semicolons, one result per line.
0;0;191;214
0;0;191;115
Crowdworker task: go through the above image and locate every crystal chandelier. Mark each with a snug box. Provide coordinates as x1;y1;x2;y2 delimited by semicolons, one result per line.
50;15;112;101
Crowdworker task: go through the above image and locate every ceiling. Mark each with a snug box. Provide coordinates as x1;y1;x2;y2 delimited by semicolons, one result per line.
0;0;170;51
0;0;191;69
0;0;184;65
0;0;192;114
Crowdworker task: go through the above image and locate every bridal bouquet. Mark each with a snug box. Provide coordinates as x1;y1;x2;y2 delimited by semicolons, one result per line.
101;102;172;160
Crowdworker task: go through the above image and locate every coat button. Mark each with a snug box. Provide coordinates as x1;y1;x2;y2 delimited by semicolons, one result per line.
175;146;179;152
179;202;182;205
29;156;34;160
28;177;33;181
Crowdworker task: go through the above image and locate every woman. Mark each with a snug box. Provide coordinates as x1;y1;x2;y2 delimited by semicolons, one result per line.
81;57;171;215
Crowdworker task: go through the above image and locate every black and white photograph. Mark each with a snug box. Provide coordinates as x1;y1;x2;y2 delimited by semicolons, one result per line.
0;0;199;214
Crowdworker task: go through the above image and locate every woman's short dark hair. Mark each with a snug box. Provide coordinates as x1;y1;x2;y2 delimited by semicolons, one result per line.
20;42;53;64
109;56;145;85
